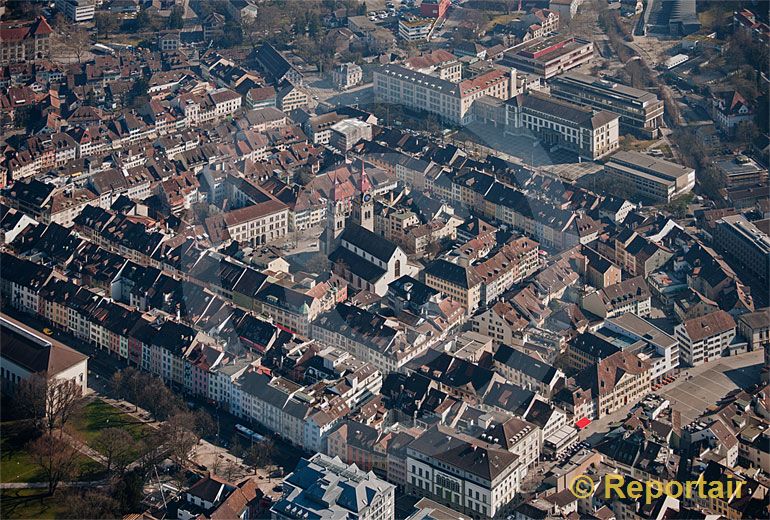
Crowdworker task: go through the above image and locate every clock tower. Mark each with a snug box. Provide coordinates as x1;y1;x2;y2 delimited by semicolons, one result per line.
322;171;350;255
352;159;374;232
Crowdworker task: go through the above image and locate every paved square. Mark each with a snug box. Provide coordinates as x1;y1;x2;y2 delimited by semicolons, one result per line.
659;351;764;425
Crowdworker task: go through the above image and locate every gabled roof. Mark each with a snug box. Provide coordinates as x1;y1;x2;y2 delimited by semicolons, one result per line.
494;344;558;384
340;223;399;263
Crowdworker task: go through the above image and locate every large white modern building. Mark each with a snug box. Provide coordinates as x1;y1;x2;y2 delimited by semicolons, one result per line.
55;0;95;22
603;151;695;202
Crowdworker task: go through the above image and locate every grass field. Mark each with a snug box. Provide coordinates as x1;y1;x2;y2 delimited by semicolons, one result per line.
0;421;106;484
0;489;70;519
69;399;152;458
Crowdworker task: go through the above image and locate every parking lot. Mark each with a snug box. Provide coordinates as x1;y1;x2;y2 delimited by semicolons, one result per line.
659;350;765;425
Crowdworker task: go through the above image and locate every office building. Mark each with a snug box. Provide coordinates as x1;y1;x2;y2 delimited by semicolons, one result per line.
399;17;434;41
603;151;695;203
713;155;768;188
330;119;373;152
55;0;95;22
550;72;664;138
713;215;770;288
501;35;593;79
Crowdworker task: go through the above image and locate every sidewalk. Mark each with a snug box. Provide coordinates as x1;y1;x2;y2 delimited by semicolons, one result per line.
61;429;108;467
0;480;106;490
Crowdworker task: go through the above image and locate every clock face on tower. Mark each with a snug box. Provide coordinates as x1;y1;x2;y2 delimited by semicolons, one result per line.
363;193;372;203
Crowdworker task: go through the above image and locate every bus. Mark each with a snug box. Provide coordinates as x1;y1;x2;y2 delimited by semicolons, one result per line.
92;43;115;56
235;424;266;443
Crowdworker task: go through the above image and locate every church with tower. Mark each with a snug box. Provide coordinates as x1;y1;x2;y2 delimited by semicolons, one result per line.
323;160;414;296
322;159;374;255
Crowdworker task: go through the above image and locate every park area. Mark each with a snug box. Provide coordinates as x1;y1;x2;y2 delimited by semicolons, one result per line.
0;396;155;519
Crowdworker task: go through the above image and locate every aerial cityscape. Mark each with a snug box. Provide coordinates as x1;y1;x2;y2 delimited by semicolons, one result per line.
0;0;768;518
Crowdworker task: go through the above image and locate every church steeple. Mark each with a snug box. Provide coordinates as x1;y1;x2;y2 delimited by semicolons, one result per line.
360;158;372;194
353;159;374;232
323;169;350;255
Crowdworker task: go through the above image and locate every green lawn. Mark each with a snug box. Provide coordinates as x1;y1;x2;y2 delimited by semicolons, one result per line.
0;489;70;519
69;399;152;458
0;421;45;483
0;421;106;484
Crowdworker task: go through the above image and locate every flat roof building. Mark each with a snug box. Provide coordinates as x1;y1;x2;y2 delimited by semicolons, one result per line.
500;35;593;79
713;215;770;289
604;151;695;203
713;155;768;188
330;119;373;152
54;0;95;22
549;72;664;138
399;17;434;41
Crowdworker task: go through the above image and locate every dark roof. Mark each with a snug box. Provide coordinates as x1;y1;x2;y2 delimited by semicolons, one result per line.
340;223;399;263
256;42;298;83
329;246;386;283
0;252;52;290
388;275;438;306
493;344;558;384
0;314;87;376
570;332;621;360
483;381;535;415
313;303;397;352
408;425;519;481
423;259;482;289
6;178;54;208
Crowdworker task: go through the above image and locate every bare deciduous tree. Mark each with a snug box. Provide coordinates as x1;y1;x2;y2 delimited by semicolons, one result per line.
161;411;199;467
16;375;83;434
94;427;135;475
245;438;275;475
28;433;80;495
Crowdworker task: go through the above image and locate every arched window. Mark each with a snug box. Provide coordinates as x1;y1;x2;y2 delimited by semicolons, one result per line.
395;259;401;278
